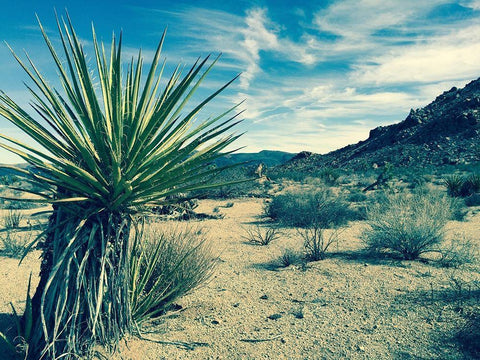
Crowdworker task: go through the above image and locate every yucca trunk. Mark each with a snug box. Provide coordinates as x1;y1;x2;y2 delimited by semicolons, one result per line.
30;205;133;358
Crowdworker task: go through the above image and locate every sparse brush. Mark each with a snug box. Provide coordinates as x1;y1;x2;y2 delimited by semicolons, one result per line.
437;236;478;268
0;232;32;258
242;225;281;245
362;192;452;260
130;225;215;324
278;248;302;267
457;312;480;358
3;209;23;229
462;173;480;196
300;224;339;261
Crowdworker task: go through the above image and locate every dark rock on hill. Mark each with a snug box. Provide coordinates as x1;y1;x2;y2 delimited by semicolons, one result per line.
281;78;480;172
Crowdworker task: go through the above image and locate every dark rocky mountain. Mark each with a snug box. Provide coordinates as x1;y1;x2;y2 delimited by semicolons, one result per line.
281;78;480;172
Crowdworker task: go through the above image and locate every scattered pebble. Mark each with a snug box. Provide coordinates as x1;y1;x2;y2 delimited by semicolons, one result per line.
267;314;282;320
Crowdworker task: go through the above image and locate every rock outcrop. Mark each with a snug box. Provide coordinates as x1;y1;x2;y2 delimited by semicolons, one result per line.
282;78;480;172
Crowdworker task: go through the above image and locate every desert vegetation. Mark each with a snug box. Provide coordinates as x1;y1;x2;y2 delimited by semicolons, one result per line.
1;158;479;359
0;12;479;360
0;13;242;360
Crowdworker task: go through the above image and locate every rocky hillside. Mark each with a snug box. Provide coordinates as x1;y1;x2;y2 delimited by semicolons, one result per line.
281;78;480;172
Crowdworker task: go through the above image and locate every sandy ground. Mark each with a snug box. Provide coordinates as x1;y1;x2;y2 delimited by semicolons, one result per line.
1;198;479;359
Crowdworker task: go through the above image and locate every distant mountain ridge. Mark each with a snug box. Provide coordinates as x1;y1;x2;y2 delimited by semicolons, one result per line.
280;78;480;172
213;150;294;168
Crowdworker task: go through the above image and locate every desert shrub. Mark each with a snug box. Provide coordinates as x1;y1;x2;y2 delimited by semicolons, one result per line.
443;174;464;197
465;193;480;207
444;173;480;198
300;225;339;261
3;210;23;229
457;312;480;358
266;190;358;228
130;225;215;324
242;225;281;246
278;248;302;268
346;190;368;203
362;192;453;260
319;168;341;186
437;236;477;268
0;232;32;258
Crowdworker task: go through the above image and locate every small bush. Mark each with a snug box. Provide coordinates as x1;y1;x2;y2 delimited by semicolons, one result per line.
444;173;480;198
300;225;339;261
0;232;31;258
443;174;463;197
437;236;477;268
462;173;480;196
457;313;480;358
266;190;358;228
465;193;480;207
278;248;302;267
130;225;215;324
319;168;341;186
362;192;452;260
3;210;23;229
242;225;281;246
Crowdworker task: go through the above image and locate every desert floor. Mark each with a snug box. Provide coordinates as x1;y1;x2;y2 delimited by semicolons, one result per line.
1;198;479;359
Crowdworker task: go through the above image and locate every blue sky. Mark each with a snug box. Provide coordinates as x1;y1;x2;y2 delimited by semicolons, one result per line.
1;0;480;163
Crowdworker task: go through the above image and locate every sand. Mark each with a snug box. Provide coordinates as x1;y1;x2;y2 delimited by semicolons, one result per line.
1;198;479;359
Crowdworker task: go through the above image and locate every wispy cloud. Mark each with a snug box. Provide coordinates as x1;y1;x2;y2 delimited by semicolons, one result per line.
351;24;480;85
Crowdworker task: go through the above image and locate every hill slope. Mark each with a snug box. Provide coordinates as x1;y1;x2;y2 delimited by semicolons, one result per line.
282;78;480;172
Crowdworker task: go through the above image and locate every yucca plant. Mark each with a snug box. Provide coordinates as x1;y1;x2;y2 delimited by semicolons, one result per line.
0;13;242;359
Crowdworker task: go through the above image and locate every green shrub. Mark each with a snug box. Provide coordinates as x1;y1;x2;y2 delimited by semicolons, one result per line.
130;225;215;324
462;173;480;196
444;173;480;197
266;190;358;228
362;192;452;260
465;193;480;207
443;174;464;197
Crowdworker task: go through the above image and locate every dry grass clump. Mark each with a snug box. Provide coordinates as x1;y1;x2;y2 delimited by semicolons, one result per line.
130;225;216;324
2;210;23;230
0;232;31;258
242;225;281;246
362;191;453;260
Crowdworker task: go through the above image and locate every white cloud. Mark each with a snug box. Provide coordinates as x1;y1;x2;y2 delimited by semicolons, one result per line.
460;0;480;10
352;24;480;85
